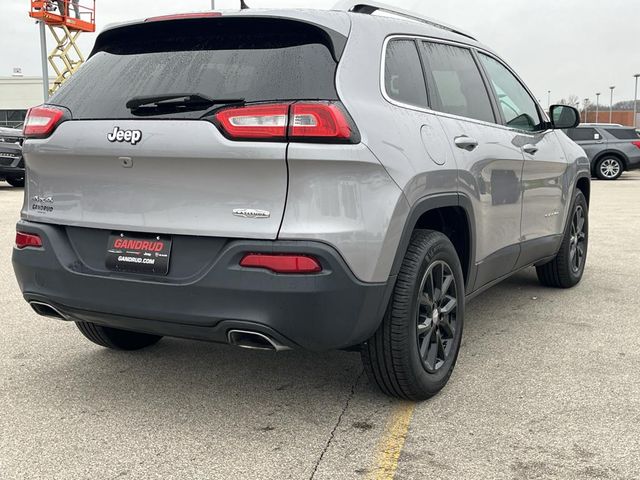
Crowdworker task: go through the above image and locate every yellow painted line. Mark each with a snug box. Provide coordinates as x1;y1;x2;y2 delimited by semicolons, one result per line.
369;401;416;480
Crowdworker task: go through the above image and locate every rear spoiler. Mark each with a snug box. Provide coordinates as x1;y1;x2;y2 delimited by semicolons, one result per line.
93;11;351;62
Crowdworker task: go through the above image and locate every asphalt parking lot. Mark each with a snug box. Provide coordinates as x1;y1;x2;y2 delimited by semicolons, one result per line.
1;174;640;480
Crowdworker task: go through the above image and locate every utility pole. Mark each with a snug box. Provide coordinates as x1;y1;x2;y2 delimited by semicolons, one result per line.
634;74;640;128
547;90;551;110
584;98;589;123
595;92;601;123
38;20;49;101
609;86;615;124
211;1;215;9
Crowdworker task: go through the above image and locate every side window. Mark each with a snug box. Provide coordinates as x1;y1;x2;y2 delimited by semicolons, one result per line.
566;128;599;141
419;42;495;123
478;54;542;132
605;128;640;140
384;40;428;108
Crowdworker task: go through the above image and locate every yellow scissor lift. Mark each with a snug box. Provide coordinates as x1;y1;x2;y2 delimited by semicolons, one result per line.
29;0;96;95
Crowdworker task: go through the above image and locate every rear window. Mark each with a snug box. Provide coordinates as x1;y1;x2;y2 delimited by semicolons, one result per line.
49;18;343;120
605;128;640;140
566;128;599;141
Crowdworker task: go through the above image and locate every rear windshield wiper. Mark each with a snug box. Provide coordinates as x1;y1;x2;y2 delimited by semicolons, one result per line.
126;94;244;114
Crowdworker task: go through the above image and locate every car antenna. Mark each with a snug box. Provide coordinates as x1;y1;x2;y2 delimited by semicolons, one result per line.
240;0;250;9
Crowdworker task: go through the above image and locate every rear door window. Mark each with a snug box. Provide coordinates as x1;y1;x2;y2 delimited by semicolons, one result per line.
566;128;599;141
384;40;428;108
49;18;342;120
605;128;640;140
419;42;495;124
478;54;542;132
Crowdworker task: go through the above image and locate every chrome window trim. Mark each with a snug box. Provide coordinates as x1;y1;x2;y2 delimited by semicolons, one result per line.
380;34;551;136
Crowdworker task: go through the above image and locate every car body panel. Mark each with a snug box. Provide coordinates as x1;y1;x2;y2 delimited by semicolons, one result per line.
439;116;524;268
279;143;409;283
22;120;288;239
520;130;571;242
0;141;24;178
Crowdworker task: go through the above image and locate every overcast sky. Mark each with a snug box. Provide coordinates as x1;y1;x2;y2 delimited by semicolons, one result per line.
4;0;639;107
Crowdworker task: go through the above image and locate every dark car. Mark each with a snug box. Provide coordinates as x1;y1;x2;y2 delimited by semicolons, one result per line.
0;127;25;187
565;124;640;180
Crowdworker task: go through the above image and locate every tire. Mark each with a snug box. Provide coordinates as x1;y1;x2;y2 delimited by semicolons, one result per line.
76;321;162;350
6;176;24;187
362;230;465;401
536;190;588;288
595;156;623;180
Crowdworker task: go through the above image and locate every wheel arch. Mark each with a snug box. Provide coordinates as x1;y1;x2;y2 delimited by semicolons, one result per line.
575;174;591;206
390;193;476;291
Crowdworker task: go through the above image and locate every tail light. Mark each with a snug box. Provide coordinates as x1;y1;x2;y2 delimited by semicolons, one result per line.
15;231;43;249
632;141;640;150
214;102;359;143
289;103;354;141
23;105;67;139
215;104;290;141
240;254;322;274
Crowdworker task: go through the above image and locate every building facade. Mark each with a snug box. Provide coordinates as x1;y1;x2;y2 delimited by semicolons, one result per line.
584;111;640;128
0;76;47;128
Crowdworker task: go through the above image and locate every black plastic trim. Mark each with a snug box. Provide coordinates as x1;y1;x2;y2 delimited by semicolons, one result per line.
390;192;477;292
514;235;562;271
13;221;388;351
474;244;520;290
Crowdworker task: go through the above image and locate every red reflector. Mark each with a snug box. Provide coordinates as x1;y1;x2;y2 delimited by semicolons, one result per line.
145;12;222;22
15;232;43;249
23;105;65;138
240;254;322;274
289;103;353;140
632;141;640;150
215;104;290;140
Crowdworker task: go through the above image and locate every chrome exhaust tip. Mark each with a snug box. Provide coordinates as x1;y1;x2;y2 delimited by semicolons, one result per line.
29;301;70;321
227;330;290;352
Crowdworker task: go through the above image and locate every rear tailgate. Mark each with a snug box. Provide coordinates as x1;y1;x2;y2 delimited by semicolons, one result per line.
22;15;347;239
23;120;286;238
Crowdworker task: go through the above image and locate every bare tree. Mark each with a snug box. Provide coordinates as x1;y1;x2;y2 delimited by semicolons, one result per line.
556;94;580;107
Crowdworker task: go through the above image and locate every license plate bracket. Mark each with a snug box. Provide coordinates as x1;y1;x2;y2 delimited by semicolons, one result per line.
106;233;172;275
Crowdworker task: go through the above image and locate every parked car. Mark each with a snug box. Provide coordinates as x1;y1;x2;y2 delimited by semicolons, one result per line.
0;127;25;187
565;124;640;180
12;1;590;400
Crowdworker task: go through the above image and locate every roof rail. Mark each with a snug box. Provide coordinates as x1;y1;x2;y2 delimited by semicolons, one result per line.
332;1;477;41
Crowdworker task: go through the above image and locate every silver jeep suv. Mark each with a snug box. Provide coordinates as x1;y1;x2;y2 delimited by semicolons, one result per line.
12;1;590;400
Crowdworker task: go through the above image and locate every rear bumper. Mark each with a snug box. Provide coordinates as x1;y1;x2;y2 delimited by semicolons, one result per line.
12;220;390;351
627;154;640;170
0;166;24;176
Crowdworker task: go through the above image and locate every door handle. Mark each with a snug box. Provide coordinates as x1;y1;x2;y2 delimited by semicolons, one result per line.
454;136;479;151
523;144;539;155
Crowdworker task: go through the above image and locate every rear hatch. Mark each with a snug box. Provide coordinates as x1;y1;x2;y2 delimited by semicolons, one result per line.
22;15;348;239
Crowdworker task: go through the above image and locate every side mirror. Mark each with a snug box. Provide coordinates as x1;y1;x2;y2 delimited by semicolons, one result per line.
549;104;580;129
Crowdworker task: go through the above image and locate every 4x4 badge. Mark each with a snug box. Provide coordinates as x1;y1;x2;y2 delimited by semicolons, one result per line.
107;127;142;145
